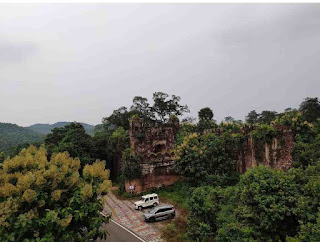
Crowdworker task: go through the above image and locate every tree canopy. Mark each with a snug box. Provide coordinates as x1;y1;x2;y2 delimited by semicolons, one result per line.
198;107;214;121
0;146;111;241
299;97;320;123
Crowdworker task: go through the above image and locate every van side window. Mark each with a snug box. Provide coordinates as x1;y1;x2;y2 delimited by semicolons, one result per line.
154;196;158;199
150;197;153;201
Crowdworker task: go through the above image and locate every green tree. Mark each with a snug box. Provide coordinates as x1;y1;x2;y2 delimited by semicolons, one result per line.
103;107;139;130
174;133;239;186
0;146;111;241
119;148;142;190
198;107;214;121
197;108;216;133
110;127;130;178
224;116;236;123
258;110;277;124
299;97;320;123
293;134;320;168
151;92;189;122
130;96;154;120
45;122;94;166
187;186;223;241
245;110;259;124
232;166;299;241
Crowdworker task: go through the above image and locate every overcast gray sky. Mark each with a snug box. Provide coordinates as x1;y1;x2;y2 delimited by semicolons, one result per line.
1;4;320;126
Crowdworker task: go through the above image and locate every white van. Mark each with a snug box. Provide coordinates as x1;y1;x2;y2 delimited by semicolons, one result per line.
134;193;159;210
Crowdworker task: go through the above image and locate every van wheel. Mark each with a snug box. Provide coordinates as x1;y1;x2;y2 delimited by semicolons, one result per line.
138;206;142;211
153;203;157;207
171;213;175;219
150;217;155;223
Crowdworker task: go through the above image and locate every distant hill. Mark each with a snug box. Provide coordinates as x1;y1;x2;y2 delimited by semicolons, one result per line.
28;122;95;135
0;123;44;153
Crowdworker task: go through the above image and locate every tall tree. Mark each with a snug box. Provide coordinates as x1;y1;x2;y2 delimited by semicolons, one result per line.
245;110;259;124
151;92;189;122
299;97;320;123
224;116;236;123
258;110;277;124
103;107;134;130
198;107;214;121
45;122;94;166
197;107;216;133
130;96;154;120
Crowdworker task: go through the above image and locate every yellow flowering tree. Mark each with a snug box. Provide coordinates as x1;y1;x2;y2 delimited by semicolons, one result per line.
0;146;111;241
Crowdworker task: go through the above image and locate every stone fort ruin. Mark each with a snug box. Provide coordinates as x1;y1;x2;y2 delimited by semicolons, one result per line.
126;117;294;193
125;117;180;193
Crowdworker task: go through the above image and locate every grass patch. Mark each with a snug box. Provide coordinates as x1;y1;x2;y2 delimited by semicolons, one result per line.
155;181;191;209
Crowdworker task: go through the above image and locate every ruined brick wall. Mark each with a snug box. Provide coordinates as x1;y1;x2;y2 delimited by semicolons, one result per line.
237;126;293;173
129;119;179;156
126;120;294;192
125;118;179;192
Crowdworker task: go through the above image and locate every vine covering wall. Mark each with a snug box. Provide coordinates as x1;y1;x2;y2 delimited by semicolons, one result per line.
237;125;293;173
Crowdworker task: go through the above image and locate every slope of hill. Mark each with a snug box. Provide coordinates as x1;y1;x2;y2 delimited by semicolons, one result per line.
0;123;44;153
28;122;95;135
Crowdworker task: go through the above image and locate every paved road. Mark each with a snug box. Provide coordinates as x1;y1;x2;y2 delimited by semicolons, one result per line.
99;220;144;242
103;192;163;242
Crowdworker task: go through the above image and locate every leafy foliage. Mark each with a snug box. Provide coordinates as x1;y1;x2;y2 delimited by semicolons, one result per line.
198;107;214;121
120;148;142;182
45;122;94;166
174;133;239;186
0;146;111;241
299;97;320;123
151;92;189;122
245;110;259;124
103;106;139;130
188;166;300;241
245;110;277;124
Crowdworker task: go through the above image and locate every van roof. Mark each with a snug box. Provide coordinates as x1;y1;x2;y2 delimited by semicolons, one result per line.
142;193;158;198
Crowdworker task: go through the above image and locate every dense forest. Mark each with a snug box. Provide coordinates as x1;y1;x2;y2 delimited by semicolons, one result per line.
0;123;43;155
2;93;320;241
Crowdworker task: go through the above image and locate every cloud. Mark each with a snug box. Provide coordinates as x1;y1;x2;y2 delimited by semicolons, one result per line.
0;41;37;62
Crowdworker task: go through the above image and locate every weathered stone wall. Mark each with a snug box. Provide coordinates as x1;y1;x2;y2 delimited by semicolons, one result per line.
130;119;179;156
237;126;293;173
126;118;179;193
126;120;294;192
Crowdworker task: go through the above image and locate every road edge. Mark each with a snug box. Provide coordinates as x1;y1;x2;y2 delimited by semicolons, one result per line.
100;212;147;242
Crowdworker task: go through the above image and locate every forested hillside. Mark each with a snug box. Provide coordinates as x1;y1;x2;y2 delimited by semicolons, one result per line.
28;122;95;135
0;123;43;153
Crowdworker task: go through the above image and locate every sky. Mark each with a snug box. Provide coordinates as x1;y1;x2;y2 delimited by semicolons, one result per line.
1;4;320;126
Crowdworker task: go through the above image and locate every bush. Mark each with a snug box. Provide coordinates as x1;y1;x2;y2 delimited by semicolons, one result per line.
0;146;111;241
